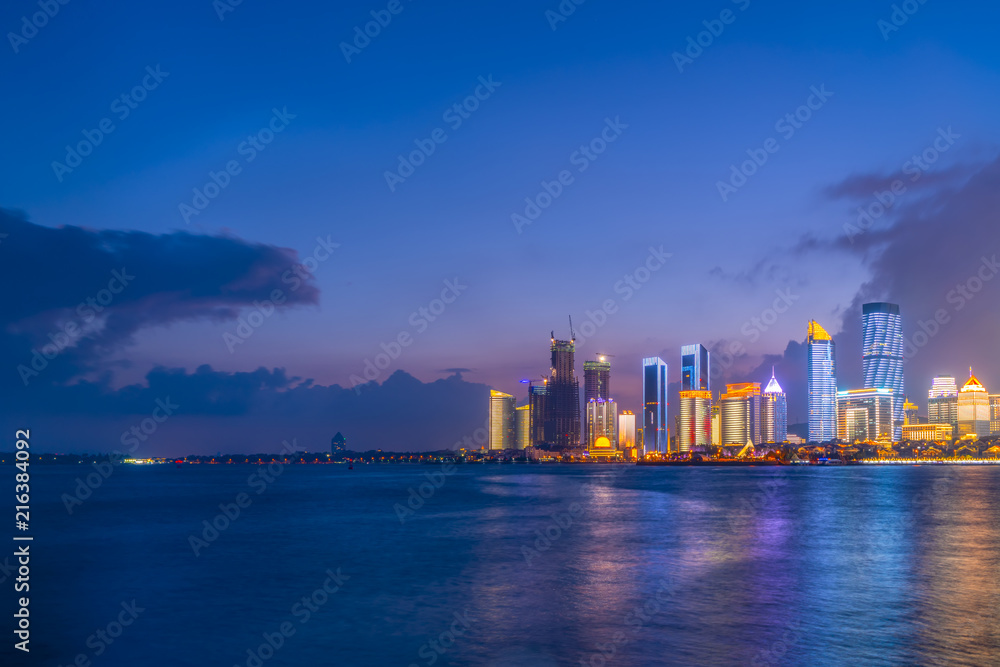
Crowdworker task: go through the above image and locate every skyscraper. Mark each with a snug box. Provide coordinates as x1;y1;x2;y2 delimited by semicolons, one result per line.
586;398;617;448
681;344;710;392
928;375;959;436
583;356;612;449
990;394;1000;435
489;390;516;450
642;357;668;455
515;405;531;450
678;390;712;452
762;370;788;443
958;370;990;437
862;302;905;440
720;383;762;446
808;320;838;442
618;411;636;451
529;383;548;446
544;334;580;448
837;388;894;442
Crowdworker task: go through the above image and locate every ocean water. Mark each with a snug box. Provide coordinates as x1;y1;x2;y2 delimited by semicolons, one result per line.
6;463;1000;666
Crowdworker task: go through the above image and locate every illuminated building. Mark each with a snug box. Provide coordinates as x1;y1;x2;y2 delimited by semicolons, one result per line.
928;375;958;436
711;404;721;446
330;432;347;453
588;435;617;460
543;334;580;447
807;320;837;442
515;405;530;450
583;357;612;449
992;395;1000;435
862;302;905;440
903;399;919;425
678;390;712;452
762;370;788;443
902;423;953;442
837;388;894;442
618;411;636;451
642;357;668;455
489;390;516;450
958;371;990;437
586;398;617;448
529;383;548;446
681;343;710;392
719;383;762;446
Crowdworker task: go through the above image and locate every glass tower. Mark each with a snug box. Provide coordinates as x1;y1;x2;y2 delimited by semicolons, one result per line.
489;390;516;450
762;370;788;443
862;302;905;440
720;383;762;446
928;375;958;436
642;357;668;455
583;357;612;448
678;390;712;452
808;320;838;442
837;388;894;442
544;335;580;448
681;344;710;392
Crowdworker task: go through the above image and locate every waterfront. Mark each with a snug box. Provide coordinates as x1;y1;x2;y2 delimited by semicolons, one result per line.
15;465;1000;666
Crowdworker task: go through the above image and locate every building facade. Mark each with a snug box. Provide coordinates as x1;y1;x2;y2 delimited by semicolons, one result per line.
529;383;548;446
902;423;953;442
543;336;581;447
762;370;788;443
515;405;531;450
678;390;712;452
862;302;905;440
719;383;762;446
991;394;1000;436
618;411;636;451
958;372;990;437
489;390;516;450
583;357;612;449
681;344;710;392
837;388;894;442
928;375;958;436
586;398;617;449
808;320;838;442
643;357;668;455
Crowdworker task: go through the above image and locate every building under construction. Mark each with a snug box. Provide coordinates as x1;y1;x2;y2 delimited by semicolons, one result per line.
544;332;581;448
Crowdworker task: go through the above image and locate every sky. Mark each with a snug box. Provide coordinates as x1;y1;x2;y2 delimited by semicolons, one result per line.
2;0;1000;454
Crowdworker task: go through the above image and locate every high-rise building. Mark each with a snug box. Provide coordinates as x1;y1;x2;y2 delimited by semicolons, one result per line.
529;383;548;446
331;432;347;453
586;398;617;448
991;395;1000;436
903;399;919;425
711;404;721;446
642;357;668;455
681;344;710;392
543;335;581;448
808;320;838;442
678;390;712;452
862;302;905;440
958;371;990;437
837;388;894;442
928;375;959;436
720;383;762;446
618;411;636;451
762;370;788;443
583;357;612;449
515;405;531;450
489;390;516;450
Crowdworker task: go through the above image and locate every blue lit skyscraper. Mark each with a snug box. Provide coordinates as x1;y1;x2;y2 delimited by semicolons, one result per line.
642;357;668;455
862;302;904;441
681;344;710;392
807;321;837;442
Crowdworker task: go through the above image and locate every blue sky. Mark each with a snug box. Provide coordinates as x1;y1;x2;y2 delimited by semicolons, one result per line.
3;0;1000;451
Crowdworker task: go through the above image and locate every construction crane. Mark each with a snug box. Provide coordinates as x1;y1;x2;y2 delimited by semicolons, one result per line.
568;316;576;341
594;353;615;362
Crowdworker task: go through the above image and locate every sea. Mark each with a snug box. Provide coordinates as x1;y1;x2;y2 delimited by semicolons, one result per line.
6;463;1000;666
